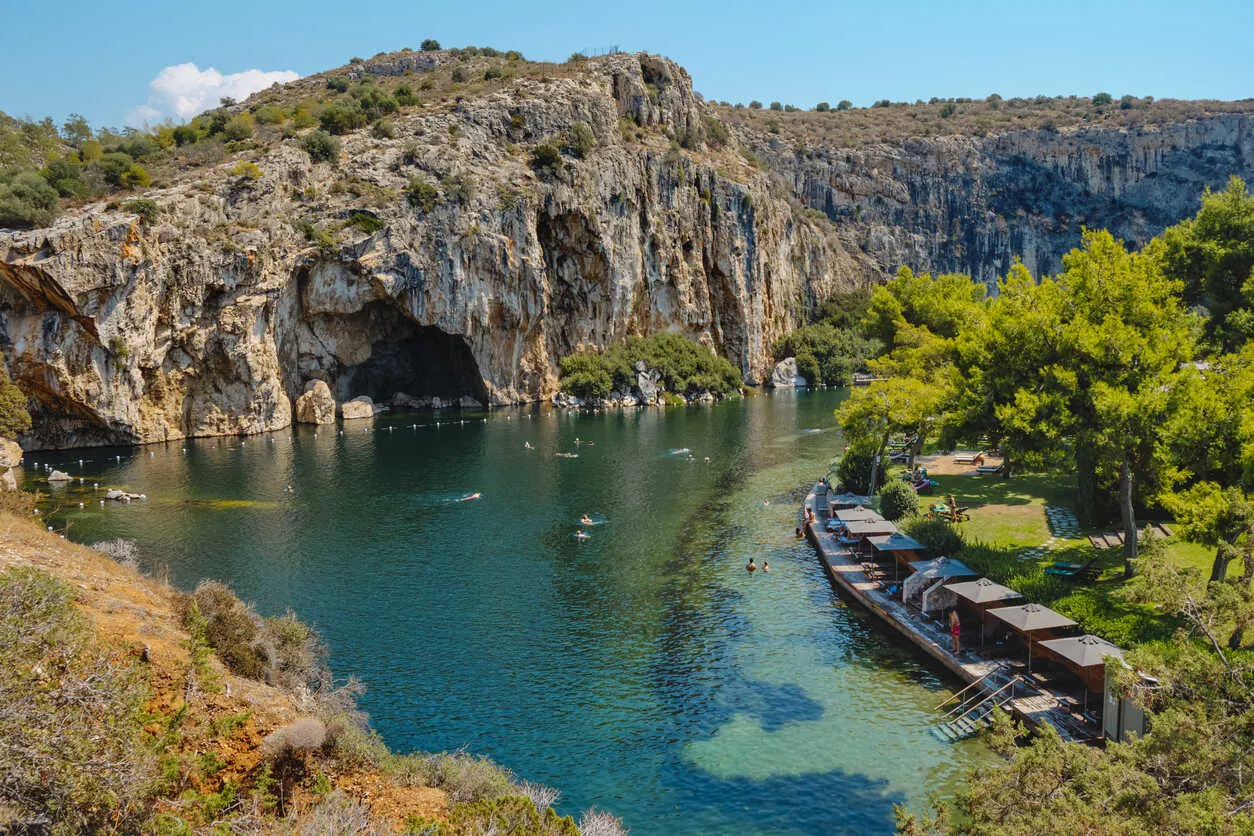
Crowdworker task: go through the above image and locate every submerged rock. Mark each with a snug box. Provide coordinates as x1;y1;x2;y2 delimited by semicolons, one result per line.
47;470;72;483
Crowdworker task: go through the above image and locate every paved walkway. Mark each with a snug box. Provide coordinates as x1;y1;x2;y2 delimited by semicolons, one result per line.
1017;505;1083;561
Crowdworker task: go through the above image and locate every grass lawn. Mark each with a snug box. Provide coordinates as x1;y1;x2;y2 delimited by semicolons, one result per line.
887;467;1213;647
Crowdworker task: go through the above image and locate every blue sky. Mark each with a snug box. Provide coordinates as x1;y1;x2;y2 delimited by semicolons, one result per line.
2;0;1250;129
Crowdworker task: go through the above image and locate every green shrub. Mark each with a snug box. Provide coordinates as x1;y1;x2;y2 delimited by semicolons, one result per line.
0;168;60;228
559;352;614;400
395;84;420;106
448;796;578;835
529;143;562;173
346;211;385;234
421;39;441;51
254;105;285;125
327;76;351;93
566;122;596;159
178;581;265;679
1092;91;1113;106
299;221;337;252
405;176;439;211
702;114;730;148
484;65;504;80
901;515;966;556
450;66;467;83
123;197;160;225
301;130;342;162
815;102;831;112
41;156;85;197
568;52;588;63
98;151;135;186
837;100;852;111
230;160;262;180
427;751;515;804
319;100;366;134
836;438;886;495
0;364;31;440
223;112;254;141
878;479;919;521
440;171;475;204
121;163;150;189
372;118;395;139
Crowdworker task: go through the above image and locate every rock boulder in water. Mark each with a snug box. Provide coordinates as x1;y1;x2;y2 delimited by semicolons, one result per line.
294;381;336;425
340;396;376;421
47;469;72;483
771;358;799;388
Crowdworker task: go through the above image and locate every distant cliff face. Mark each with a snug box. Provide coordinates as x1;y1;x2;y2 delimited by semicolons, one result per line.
742;114;1254;284
0;54;862;448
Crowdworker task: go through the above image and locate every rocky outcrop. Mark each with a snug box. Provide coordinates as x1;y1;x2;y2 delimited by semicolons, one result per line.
339;395;375;421
294;380;336;424
770;357;806;388
0;53;860;449
2;49;1251;449
738;115;1254;285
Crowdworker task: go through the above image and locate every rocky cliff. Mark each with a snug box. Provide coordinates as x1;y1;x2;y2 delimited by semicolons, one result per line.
2;49;1251;449
737;113;1254;284
0;53;865;448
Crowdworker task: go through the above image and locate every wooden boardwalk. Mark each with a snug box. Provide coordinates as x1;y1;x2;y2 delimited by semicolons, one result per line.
804;484;1099;743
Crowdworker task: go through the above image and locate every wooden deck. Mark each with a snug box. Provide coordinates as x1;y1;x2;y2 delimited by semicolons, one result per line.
804;484;1100;744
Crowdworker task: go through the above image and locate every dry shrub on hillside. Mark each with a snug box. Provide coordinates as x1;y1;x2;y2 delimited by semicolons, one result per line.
177;579;327;690
579;808;630;836
0;567;154;832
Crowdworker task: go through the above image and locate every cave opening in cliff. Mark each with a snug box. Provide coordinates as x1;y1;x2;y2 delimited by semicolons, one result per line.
337;320;489;408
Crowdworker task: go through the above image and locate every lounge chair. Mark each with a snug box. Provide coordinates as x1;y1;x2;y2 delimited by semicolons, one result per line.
1044;559;1100;582
952;451;985;465
975;462;1004;476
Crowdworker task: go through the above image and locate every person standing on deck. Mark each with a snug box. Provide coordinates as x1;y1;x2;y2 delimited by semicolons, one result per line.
949;609;962;654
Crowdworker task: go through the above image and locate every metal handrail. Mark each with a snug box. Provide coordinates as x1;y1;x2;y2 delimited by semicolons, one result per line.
933;667;1004;713
947;677;1019;728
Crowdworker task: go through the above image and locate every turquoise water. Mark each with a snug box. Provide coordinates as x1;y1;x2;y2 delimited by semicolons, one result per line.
34;391;987;834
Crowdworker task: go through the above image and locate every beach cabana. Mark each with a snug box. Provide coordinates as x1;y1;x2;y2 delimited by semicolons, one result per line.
987;603;1077;672
901;556;977;610
866;533;928;578
828;493;872;511
944;578;1024;644
842;518;898;546
827;506;885;532
1038;634;1125;711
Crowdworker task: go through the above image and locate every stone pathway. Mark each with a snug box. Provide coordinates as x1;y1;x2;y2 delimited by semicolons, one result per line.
1017;505;1082;561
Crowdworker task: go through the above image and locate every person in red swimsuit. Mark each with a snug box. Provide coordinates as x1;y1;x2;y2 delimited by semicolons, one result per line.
949;609;962;653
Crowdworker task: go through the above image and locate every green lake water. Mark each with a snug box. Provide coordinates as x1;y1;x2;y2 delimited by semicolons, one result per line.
34;390;988;834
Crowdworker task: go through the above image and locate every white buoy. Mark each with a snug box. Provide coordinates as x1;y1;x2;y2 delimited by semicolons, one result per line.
93;482;99;489
78;502;84;508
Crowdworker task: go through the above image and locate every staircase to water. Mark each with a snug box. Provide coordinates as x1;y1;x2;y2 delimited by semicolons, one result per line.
931;672;1020;743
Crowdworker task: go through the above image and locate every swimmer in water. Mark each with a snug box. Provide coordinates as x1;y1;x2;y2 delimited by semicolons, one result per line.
746;557;758;573
524;441;534;450
459;492;482;502
575;530;589;539
762;561;770;573
580;514;594;525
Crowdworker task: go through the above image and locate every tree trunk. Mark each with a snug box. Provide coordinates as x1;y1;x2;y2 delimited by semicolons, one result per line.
909;427;927;467
1120;458;1137;579
1075;444;1100;526
1211;548;1233;583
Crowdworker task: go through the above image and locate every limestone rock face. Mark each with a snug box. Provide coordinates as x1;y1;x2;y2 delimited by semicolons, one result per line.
294;381;336;425
340;396;375;421
0;439;22;470
771;358;800;388
1;50;1250;449
737;115;1254;286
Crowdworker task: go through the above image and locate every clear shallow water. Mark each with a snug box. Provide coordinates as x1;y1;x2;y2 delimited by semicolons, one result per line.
34;391;987;834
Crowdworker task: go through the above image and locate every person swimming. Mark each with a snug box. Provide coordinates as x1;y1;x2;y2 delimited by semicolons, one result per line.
580;514;594;525
762;561;770;573
459;492;481;502
746;557;757;573
575;530;590;539
524;441;534;450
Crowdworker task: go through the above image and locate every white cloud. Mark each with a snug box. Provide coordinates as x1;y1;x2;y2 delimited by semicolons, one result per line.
126;63;299;127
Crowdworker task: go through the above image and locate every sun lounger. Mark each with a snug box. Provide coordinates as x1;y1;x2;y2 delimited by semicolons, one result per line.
1044;559;1100;582
952;451;985;465
975;463;1004;475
